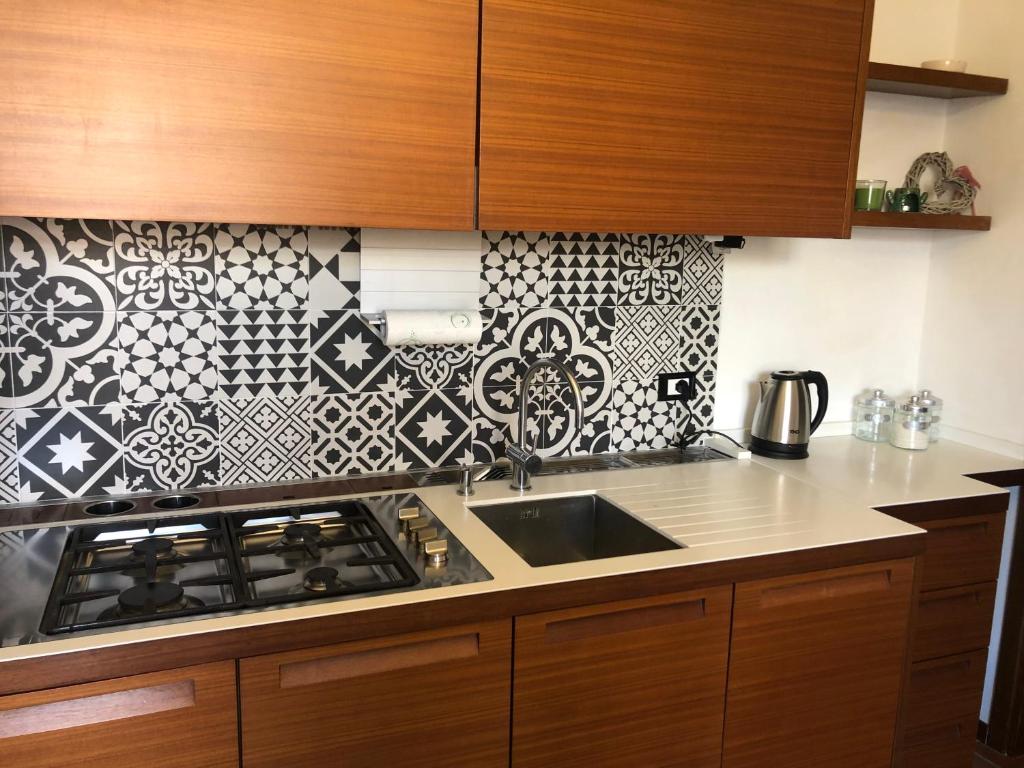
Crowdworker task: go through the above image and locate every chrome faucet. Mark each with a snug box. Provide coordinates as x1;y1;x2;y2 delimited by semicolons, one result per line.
506;359;584;492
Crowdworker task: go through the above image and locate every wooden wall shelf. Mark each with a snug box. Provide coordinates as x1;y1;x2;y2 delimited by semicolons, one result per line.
866;63;1009;99
852;211;992;231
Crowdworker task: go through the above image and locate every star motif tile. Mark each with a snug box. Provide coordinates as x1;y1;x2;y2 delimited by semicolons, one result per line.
480;231;549;309
308;226;360;311
113;221;216;311
682;235;724;305
118;310;218;402
394;387;473;470
0;410;19;503
311;392;394;476
2;217;116;313
15;405;125;501
612;305;682;382
215;224;309;310
218;397;311;484
6;312;120;408
310;310;395;395
618;233;685;306
611;380;678;452
218;310;310;399
547;232;619;307
123;400;220;491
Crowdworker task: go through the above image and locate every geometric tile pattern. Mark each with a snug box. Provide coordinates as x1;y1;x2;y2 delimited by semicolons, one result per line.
118;310;218;403
311;392;394;477
0;223;723;503
548;232;619;307
218;397;311;485
122;400;220;491
217;310;309;399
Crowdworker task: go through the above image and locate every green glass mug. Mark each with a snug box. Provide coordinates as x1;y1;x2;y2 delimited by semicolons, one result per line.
886;187;928;213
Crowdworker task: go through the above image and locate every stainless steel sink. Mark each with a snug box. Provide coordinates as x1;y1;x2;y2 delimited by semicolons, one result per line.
470;494;683;567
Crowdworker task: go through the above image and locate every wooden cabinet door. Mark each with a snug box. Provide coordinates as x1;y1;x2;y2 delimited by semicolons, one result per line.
240;620;512;768
511;586;733;768
0;1;478;229
723;559;915;768
0;661;237;768
480;0;873;237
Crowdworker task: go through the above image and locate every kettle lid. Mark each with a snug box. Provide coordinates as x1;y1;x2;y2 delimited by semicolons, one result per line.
770;370;805;381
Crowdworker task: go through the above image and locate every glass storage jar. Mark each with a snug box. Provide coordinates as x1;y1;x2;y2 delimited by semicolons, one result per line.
854;389;896;443
890;396;931;451
917;389;943;442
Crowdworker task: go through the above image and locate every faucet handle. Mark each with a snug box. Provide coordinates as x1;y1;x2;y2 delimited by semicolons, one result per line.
506;444;542;474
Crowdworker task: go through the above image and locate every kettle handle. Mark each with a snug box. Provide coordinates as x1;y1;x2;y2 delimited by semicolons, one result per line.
804;370;829;435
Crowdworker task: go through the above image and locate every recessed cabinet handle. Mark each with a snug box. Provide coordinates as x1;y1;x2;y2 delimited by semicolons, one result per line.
930;521;989;536
759;570;893;608
921;588;985;607
279;633;480;689
544;599;707;644
0;680;195;739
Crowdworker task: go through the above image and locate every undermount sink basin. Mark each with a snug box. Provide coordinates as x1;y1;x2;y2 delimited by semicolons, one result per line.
470;494;683;567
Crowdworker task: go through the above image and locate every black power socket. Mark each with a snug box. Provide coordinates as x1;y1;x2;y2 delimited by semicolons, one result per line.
657;371;697;403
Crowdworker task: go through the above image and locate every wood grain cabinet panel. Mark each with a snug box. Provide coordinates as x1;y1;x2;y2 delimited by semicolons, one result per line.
917;513;1005;591
904;650;988;732
911;582;997;662
723;559;915;768
0;661;237;768
511;587;733;768
479;0;873;236
896;715;979;768
0;1;478;228
240;620;512;768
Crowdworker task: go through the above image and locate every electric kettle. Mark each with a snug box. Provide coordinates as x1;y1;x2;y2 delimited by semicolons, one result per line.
749;370;829;459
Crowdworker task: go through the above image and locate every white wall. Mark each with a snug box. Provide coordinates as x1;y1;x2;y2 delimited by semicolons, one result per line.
714;0;958;433
916;0;1024;457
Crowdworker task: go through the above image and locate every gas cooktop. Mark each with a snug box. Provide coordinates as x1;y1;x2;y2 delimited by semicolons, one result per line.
37;494;490;636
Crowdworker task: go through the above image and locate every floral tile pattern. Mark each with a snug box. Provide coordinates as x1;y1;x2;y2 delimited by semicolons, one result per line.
545;306;615;386
218;396;311;484
474;307;548;389
618;233;685;305
215;224;308;311
308;227;360;311
113;221;216;311
218;310;309;399
0;411;19;503
679;305;721;431
396;344;473;391
394;387;473;470
548;232;619;307
15;405;124;501
612;305;682;382
7;312;120;407
682;235;724;305
310;310;394;395
123;400;219;491
481;231;549;309
118;311;217;403
611;380;677;452
311;392;394;476
472;385;544;464
2;218;116;313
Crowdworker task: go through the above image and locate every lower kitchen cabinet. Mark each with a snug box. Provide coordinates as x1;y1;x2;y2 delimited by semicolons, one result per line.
722;559;916;768
510;586;733;768
239;619;512;768
0;660;237;768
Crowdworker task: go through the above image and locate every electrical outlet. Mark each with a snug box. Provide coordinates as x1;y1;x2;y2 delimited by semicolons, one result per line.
657;371;696;402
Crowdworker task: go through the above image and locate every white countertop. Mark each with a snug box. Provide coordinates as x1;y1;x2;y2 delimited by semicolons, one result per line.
1;436;1019;665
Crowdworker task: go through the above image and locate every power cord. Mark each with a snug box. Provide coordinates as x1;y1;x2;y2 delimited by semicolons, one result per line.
674;399;747;452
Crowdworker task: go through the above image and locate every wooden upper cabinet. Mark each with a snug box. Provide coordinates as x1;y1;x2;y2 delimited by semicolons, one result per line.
0;1;479;229
479;0;874;237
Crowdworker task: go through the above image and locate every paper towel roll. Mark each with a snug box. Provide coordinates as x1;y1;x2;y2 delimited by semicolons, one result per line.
380;310;483;347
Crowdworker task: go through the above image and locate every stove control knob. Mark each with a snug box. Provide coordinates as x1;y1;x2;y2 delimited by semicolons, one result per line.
414;526;438;546
424;539;449;566
398;506;420;532
406;517;429;537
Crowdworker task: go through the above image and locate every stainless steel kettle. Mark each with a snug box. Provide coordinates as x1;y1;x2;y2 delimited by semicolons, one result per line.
749;370;829;459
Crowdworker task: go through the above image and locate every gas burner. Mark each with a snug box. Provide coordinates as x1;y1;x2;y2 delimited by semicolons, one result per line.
130;537;177;560
98;581;205;620
273;522;331;561
283;523;323;543
302;566;345;593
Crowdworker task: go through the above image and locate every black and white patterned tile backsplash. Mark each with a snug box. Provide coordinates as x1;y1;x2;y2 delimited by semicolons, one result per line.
0;219;722;503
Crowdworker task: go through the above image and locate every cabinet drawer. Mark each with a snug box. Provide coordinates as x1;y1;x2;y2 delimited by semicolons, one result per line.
912;582;997;661
897;715;977;768
905;650;987;731
919;514;1004;591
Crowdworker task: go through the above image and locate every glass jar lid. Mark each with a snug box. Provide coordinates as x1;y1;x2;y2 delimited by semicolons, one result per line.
857;389;896;408
918;389;943;407
899;395;930;415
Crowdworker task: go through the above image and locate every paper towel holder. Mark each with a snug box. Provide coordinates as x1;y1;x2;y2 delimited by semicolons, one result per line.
361;313;388;342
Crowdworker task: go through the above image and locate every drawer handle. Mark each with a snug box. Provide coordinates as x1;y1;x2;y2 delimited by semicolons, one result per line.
921;588;986;607
904;720;963;746
544;599;706;644
0;680;195;739
930;521;989;536
913;656;975;681
760;570;892;608
280;633;479;689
